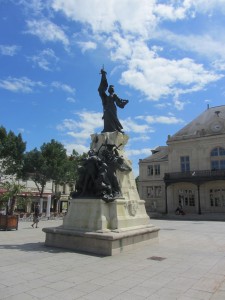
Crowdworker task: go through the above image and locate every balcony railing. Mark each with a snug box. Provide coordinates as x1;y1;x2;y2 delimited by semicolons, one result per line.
164;169;225;184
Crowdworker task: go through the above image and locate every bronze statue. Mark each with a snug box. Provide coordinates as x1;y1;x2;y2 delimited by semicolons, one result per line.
71;143;131;202
98;68;129;133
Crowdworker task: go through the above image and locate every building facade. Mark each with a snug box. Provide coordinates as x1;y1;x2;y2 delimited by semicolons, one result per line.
138;105;225;215
138;146;168;213
0;176;74;214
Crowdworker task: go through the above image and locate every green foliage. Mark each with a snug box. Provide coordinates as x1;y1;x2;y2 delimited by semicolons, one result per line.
0;126;26;176
22;148;47;194
40;139;68;182
61;149;87;185
0;180;26;215
21;139;86;197
16;195;32;211
0;126;87;199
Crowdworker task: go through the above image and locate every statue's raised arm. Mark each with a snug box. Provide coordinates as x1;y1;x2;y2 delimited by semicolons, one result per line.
98;69;108;108
98;68;129;134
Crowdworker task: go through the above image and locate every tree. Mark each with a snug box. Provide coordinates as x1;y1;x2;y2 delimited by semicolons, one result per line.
21;139;84;203
0;180;25;215
58;149;87;187
22;148;47;198
0;126;26;177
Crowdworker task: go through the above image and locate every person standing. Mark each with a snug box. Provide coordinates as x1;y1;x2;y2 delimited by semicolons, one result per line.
31;204;40;228
98;68;129;133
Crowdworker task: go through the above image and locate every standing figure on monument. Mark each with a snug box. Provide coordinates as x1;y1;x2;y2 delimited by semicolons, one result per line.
98;68;129;133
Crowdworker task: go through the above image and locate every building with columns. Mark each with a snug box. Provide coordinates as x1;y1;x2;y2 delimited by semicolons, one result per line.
138;105;225;215
0;176;73;215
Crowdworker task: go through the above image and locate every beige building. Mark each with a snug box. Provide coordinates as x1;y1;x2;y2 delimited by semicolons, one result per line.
0;176;73;214
138;105;225;215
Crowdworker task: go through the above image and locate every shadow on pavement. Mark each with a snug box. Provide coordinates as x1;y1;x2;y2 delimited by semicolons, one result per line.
0;242;106;257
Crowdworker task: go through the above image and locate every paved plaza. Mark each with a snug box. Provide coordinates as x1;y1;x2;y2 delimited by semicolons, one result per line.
1;217;225;300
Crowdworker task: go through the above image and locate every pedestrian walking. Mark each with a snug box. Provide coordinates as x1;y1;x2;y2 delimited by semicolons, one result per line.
31;204;40;228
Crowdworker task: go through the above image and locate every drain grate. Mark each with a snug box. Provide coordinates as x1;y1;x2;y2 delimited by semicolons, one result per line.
148;256;166;261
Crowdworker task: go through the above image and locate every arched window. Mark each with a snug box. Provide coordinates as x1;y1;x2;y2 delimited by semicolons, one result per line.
210;147;225;170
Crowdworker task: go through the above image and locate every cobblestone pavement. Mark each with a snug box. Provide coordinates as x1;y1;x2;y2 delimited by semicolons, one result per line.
0;218;225;299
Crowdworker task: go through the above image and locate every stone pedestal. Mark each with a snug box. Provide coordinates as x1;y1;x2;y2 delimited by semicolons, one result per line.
62;198;150;232
43;224;159;256
43;198;159;255
43;132;159;255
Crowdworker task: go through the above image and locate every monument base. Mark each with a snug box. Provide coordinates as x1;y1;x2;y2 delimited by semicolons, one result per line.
42;198;159;256
42;132;160;255
43;225;159;256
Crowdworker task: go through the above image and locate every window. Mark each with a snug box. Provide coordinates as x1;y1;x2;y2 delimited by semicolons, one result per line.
180;156;190;172
221;160;225;169
154;165;160;175
211;147;225;157
147;165;153;176
147;164;160;176
178;189;195;207
211;161;219;170
211;148;219;156
211;147;225;170
155;186;162;198
210;188;225;207
147;186;154;198
147;186;162;198
189;191;195;206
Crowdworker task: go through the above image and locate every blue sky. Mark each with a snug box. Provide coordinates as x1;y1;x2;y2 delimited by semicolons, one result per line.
1;0;225;176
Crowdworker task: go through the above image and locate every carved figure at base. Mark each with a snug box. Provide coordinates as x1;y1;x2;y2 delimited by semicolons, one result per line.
71;143;131;202
100;144;128;198
73;150;101;196
98;68;129;133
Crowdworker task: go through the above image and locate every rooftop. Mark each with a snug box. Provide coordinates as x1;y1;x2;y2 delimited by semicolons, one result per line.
140;146;168;163
168;105;225;142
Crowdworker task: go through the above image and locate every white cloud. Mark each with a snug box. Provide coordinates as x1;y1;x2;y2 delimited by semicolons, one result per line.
119;41;222;100
137;115;184;125
122;117;153;133
16;0;49;16
66;97;76;103
51;81;75;94
64;143;89;155
126;148;151;157
154;3;189;21
185;0;225;15
0;77;44;93
77;41;97;53
173;98;189;111
153;0;225;20
108;33;133;61
57;112;157;148
212;60;225;71
0;45;21;56
52;0;157;38
28;48;59;71
25;19;69;48
154;102;172;109
50;0;224;102
156;30;225;65
57;112;103;142
129;135;150;142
